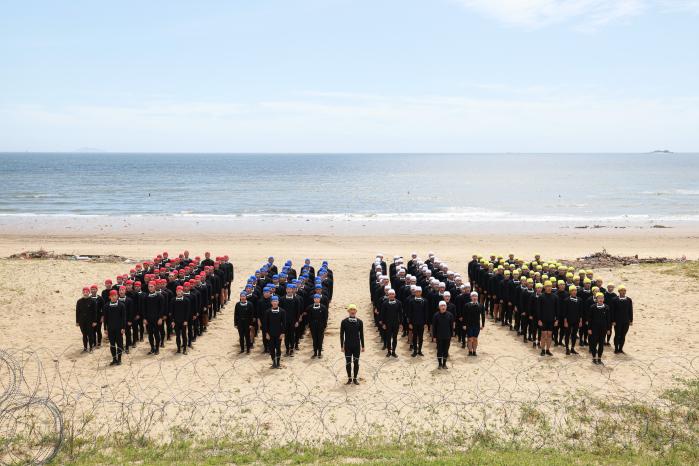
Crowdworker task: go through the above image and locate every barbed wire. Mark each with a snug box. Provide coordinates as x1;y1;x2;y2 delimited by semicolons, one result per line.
1;335;697;465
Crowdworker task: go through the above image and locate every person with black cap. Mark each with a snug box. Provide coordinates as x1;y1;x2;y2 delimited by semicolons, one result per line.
432;300;454;369
340;304;364;385
170;285;191;354
612;285;633;354
307;293;328;358
263;295;286;368
76;286;98;352
103;290;126;366
234;291;255;354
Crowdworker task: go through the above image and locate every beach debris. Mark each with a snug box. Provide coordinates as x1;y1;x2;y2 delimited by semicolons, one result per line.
561;250;688;269
7;249;131;263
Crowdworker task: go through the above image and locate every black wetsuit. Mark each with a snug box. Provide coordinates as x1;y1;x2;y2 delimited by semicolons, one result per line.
340;317;364;380
234;301;254;352
76;296;97;350
263;307;287;367
103;301;126;363
432;311;454;367
307;303;328;356
612;296;633;352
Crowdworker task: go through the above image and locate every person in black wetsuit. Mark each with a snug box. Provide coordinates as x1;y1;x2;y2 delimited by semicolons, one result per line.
612;285;633;354
536;281;559;357
340;304;364;385
379;289;402;358
170;285;191;354
463;291;485;357
307;293;328;358
562;285;582;355
407;287;428;357
587;292;611;365
103;290;126;366
432;300;454;369
234;291;254;354
263;296;286;368
76;286;98;352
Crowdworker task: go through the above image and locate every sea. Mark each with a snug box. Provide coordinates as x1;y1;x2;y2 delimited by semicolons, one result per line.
0;153;698;224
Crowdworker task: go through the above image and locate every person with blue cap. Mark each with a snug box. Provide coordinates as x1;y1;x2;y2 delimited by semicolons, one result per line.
280;284;302;356
266;257;277;276
303;258;316;281
263;295;286;368
234;291;254;354
257;287;273;353
307;293;328;358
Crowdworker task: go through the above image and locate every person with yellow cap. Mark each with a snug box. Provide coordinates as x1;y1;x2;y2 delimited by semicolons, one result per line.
553;280;568;346
611;285;633;354
340;304;364;385
518;278;534;342
530;282;544;348
561;285;583;355
586;292;611;365
578;279;593;347
536;281;559;356
604;283;617;346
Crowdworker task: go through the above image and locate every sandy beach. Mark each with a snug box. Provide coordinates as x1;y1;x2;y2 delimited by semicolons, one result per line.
1;227;698;452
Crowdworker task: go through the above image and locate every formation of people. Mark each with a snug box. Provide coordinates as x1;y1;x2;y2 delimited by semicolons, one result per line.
370;252;633;368
233;257;334;369
75;251;234;365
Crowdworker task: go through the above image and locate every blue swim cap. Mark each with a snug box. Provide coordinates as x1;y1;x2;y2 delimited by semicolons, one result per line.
271;295;279;302
313;294;321;299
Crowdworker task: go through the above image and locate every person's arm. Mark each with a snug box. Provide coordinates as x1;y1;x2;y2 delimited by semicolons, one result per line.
340;320;345;348
359;320;365;348
629;298;633;324
480;304;485;327
76;300;80;325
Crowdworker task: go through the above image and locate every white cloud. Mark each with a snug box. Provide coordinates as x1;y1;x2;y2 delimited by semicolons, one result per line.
456;0;645;28
2;89;698;152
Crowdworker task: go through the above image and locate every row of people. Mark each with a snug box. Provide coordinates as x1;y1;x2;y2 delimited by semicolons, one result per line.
369;253;486;368
468;254;633;364
75;251;234;365
233;257;333;368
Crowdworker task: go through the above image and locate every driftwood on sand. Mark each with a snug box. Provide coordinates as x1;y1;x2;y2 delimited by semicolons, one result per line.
7;249;131;263
561;250;687;269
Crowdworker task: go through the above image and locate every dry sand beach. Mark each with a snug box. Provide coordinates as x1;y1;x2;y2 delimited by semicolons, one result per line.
1;227;698;463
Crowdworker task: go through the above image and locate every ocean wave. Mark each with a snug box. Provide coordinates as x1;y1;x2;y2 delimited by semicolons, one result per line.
2;212;699;223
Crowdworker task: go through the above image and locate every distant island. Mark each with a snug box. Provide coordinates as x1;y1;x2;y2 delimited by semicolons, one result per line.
650;149;673;154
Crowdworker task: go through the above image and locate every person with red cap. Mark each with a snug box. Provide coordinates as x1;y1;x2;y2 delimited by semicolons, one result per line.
221;255;234;304
171;285;191;354
89;284;105;347
143;281;163;355
103;290;126;366
76;286;98;352
118;285;135;354
132;281;146;343
202;252;214;268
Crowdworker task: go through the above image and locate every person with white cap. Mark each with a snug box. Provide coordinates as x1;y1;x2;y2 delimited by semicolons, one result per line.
407;287;428;357
463;291;485;356
379;289;402;357
432;301;454;369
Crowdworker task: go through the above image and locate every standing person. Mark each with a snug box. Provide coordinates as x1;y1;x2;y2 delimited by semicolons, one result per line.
89;284;104;347
117;286;134;354
143;281;163;355
76;287;98;352
280;286;301;357
407;287;428;357
612;285;633;354
379;289;402;358
103;290;126;366
170;286;191;354
234;291;254;354
562;285;582;355
432;301;454;369
307;294;328;358
263;296;286;368
340;304;365;385
463;292;485;357
587;292;611;365
536;281;559;357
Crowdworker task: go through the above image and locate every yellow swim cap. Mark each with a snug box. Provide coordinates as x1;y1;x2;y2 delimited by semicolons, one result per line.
347;304;357;310
544;280;552;287
596;292;604;298
618;284;626;291
557;280;564;285
583;278;591;284
535;283;543;289
569;285;577;292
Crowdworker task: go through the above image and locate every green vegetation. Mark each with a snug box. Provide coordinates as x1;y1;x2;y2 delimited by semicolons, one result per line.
644;260;699;281
46;376;699;465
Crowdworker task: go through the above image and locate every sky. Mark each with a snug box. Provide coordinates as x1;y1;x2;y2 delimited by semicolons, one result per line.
1;0;698;153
